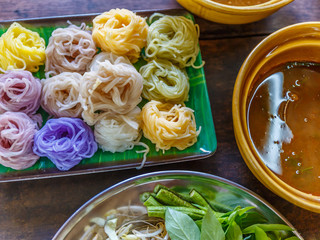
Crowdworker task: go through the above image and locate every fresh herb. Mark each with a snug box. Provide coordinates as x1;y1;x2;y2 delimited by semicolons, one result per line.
242;224;293;234
140;184;298;240
226;221;243;240
165;208;200;240
254;226;269;240
238;211;268;229
200;208;225;240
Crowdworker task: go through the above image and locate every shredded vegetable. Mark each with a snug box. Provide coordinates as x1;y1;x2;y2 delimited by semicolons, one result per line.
81;206;169;240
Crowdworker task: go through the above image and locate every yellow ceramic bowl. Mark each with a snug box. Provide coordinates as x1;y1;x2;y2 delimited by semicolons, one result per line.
233;22;320;213
177;0;294;24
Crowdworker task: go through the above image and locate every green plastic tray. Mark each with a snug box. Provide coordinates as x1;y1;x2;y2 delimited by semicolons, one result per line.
0;9;217;181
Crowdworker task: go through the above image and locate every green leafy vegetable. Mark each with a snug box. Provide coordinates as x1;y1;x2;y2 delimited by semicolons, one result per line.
226;221;243;240
254;226;269;240
140;185;298;240
238;212;268;229
243;224;293;234
165;208;201;240
200;208;225;240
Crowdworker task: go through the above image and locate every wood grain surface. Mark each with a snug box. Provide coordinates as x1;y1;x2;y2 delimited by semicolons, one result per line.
0;0;319;239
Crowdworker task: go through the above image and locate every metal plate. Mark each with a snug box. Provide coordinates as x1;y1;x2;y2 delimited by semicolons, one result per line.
53;170;302;239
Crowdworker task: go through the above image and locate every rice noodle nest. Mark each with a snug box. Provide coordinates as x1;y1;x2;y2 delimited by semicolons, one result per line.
145;13;201;69
41;72;83;118
45;23;97;77
94;106;141;153
33;117;98;171
92;8;148;63
81;52;143;125
141;100;200;152
0;111;40;170
0;70;42;115
0;22;46;72
139;59;189;103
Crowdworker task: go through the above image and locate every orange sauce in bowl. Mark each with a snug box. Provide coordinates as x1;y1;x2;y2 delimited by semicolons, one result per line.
247;62;320;196
212;0;271;6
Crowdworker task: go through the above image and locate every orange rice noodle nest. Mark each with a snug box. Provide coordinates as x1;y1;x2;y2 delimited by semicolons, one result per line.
81;52;143;125
141;100;201;152
92;9;148;63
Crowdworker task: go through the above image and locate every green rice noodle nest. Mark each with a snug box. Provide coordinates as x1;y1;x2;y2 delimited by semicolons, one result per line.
145;13;202;69
139;59;189;103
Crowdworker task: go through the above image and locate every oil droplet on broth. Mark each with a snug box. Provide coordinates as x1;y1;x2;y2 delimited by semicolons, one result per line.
247;62;320;195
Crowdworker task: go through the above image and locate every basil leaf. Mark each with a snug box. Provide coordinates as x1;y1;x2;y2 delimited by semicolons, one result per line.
238;212;268;229
200;208;225;240
237;206;256;216
243;224;293;234
165;208;200;240
227;206;255;224
226;222;243;240
254;226;269;240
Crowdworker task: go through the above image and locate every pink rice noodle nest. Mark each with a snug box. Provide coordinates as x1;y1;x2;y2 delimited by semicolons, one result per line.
0;111;40;170
0;70;41;115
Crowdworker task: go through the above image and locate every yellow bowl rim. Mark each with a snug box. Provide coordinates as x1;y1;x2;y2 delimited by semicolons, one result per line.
193;0;294;14
233;21;320;213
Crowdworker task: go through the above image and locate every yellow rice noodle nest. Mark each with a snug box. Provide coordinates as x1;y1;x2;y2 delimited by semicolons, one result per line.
140;59;189;103
145;13;202;69
0;22;45;72
141;100;201;152
92;8;148;63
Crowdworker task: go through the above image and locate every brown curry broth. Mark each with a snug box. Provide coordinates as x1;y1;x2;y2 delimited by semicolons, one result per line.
212;0;270;6
248;62;320;195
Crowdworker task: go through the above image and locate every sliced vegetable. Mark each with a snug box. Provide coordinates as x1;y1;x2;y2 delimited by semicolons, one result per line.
147;206;205;220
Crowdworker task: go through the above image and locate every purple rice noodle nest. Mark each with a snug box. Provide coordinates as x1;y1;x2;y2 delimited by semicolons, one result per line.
33;117;98;171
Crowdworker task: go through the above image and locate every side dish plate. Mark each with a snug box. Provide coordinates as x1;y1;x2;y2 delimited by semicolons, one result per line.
53;171;302;239
0;9;217;182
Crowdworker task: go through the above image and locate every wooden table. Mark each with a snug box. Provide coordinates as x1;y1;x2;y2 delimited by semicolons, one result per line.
0;0;319;239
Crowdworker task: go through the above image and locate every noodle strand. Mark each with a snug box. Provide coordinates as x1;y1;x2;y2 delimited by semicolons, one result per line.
145;13;202;69
141;100;201;152
0;22;45;72
92;9;148;63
